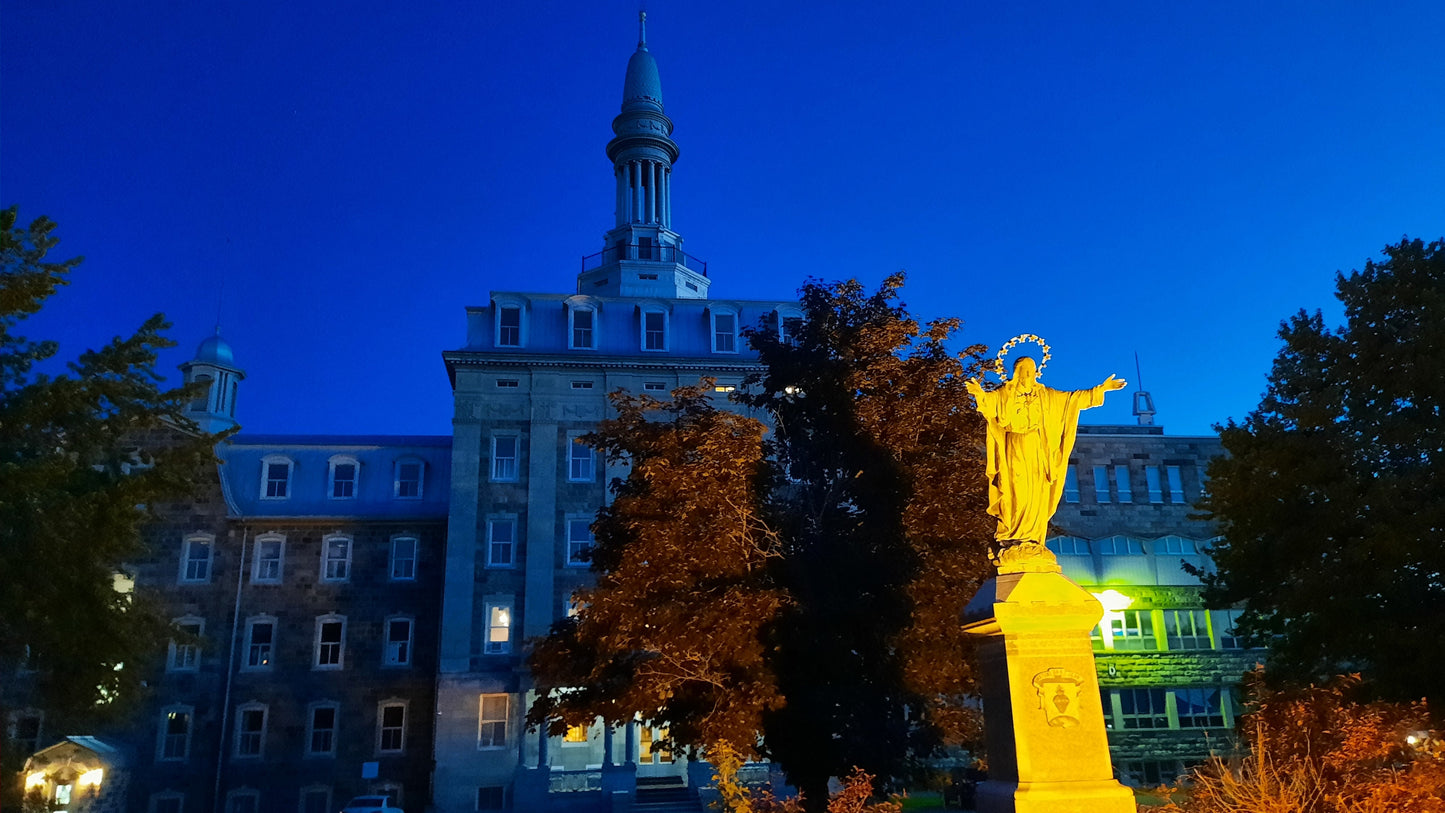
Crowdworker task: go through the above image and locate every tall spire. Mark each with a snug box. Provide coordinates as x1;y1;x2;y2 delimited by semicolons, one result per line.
578;13;710;299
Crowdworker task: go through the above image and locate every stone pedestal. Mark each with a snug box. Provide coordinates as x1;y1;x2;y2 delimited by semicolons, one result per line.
961;550;1135;813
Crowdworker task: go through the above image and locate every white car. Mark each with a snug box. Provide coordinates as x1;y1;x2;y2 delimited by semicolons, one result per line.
339;797;400;813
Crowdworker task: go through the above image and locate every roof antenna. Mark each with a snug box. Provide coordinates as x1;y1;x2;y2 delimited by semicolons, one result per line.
638;8;647;50
1131;351;1157;426
214;279;225;336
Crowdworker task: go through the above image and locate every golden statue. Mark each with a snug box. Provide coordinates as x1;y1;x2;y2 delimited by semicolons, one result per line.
966;343;1126;547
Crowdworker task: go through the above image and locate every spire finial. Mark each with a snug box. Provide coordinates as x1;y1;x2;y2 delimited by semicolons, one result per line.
638;10;647;50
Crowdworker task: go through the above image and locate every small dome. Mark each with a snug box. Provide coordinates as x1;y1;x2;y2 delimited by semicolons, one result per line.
622;48;663;112
194;333;235;365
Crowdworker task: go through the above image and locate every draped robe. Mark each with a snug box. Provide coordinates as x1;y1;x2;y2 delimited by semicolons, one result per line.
974;380;1109;543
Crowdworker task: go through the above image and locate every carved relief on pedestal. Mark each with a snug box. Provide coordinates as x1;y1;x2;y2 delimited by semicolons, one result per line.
1031;667;1086;728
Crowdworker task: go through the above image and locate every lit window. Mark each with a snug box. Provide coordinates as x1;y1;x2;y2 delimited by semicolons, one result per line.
378;702;407;754
1092;465;1110;503
478;694;510;748
159;707;192;761
487;519;516;568
1145;465;1164;503
56;784;72;805
315;616;345;669
571;308;596;349
169;618;203;671
1063;466;1080;503
395;460;424;499
1163;610;1211;650
252;536;284;583
234;704;267;758
564;723;589;744
329;457;358;499
1108;610;1156;651
321;536;351;582
1166;465;1185;502
261;457;292;499
484;602;512;654
566;519;593;566
643;310;667;351
384;618;413;667
307;704;338;756
491;436;519;482
1113;689;1168;730
179;535;213;583
244;617;275;669
713;311;737;353
714;384;736;393
390;537;417;581
1174;688;1227;728
640;726;674;764
1115;464;1132;503
569;436;594;482
497;305;522;347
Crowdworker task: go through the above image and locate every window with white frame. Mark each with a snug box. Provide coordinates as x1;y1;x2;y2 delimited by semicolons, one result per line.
328;456;358;499
377;701;407;754
496;304;523;347
384;618;413;666
179;534;213;583
1114;464;1133;503
1092;465;1110;503
321;536;351;582
1154;536;1198;555
395;459;424;499
1145;465;1164;503
643;381;665;391
1166;464;1185;502
570;307;596;350
491;435;519;482
1218;609;1247;650
1163;609;1211;650
314;616;346;669
300;787;332;813
243;616;275;669
1096;536;1144;555
776;307;804;344
487;518;516;568
306;703;338;756
563;723;589;744
484;601;513;654
1063;465;1080;503
568;435;594;482
225;789;260;813
478;694;510;748
390;536;418;581
1112;688;1168;730
251;535;284;584
1046;536;1090;556
640;725;674;764
1175;687;1228;728
566;518;593;566
234;704;267;758
261;456;293;499
169;617;203;671
642;309;667;351
149;791;185;813
712;309;738;353
159;707;192;761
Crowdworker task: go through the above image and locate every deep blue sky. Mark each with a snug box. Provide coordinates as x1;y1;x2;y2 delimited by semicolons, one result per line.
4;1;1442;436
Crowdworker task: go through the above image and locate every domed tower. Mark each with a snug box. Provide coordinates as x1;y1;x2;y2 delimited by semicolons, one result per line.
178;329;244;433
578;11;711;299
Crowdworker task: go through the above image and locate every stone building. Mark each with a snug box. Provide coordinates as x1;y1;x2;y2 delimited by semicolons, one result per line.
1049;403;1255;788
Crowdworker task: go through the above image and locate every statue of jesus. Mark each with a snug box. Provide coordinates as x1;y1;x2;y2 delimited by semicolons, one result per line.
966;355;1126;546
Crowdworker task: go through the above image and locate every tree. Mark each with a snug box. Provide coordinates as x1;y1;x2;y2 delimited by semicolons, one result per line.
1197;237;1445;710
530;275;996;812
0;207;222;775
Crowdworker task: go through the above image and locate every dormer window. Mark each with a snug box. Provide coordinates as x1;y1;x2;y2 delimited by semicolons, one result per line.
711;307;739;354
328;456;359;499
775;306;805;344
260;456;293;500
571;309;595;349
497;307;521;347
394;459;424;499
641;308;668;351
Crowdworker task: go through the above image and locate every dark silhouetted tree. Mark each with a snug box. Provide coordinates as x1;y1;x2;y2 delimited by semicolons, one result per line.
1198;237;1445;710
0;206;222;794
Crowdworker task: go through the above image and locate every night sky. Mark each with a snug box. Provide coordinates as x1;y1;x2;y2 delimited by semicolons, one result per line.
4;1;1442;437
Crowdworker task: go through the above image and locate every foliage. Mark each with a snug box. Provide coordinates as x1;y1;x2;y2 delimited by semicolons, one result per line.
530;274;996;813
1197;237;1445;708
1156;670;1445;813
0;207;222;775
732;768;903;813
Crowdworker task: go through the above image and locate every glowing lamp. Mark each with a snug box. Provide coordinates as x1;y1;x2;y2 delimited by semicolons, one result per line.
25;771;46;790
78;768;104;787
1091;589;1134;613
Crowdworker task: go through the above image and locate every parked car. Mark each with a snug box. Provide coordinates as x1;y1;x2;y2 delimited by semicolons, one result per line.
339;796;399;813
